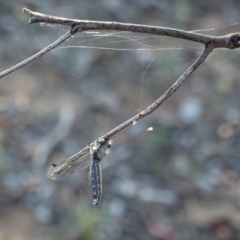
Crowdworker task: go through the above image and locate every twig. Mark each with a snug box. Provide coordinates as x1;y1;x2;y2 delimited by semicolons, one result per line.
1;8;240;79
1;7;238;165
101;44;214;139
23;8;240;49
66;43;214;162
0;26;79;79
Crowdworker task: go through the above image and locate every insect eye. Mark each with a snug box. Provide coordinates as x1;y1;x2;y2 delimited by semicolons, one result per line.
99;139;106;144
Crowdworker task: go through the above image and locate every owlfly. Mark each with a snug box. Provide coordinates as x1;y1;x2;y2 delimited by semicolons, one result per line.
47;124;153;206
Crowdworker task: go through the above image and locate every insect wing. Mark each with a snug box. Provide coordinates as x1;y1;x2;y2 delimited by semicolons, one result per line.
47;148;92;180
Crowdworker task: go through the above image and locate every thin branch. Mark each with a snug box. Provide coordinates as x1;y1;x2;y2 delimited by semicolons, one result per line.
0;7;237;165
67;44;214;162
1;8;239;79
102;44;214;139
0;28;75;79
23;8;240;49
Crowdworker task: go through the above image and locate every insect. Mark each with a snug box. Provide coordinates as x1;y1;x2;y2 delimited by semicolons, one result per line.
47;138;111;206
47;126;152;206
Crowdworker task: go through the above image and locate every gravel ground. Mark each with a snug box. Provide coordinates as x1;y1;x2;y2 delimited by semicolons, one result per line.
1;1;240;240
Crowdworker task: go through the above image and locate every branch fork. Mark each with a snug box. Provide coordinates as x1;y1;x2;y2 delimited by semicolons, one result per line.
1;8;240;164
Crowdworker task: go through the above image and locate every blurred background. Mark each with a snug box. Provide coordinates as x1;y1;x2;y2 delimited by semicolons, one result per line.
1;0;240;239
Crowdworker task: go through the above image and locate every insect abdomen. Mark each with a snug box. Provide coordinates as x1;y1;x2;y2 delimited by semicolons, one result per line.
90;159;102;206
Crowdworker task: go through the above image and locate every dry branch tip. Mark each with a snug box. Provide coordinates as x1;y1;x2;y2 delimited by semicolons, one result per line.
229;33;240;49
22;8;35;24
